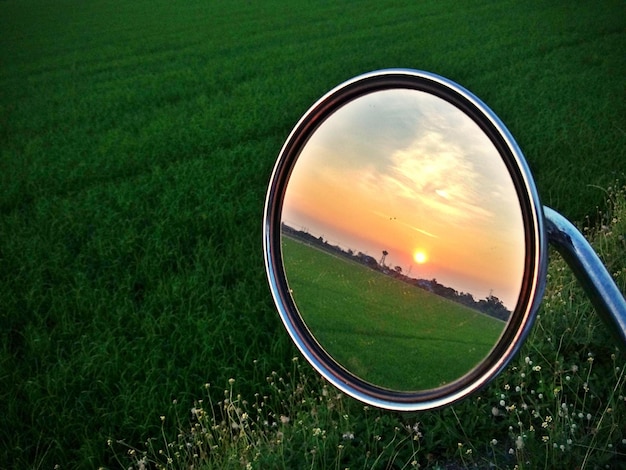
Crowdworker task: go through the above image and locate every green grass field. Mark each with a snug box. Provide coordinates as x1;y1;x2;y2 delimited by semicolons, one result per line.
282;237;504;391
1;0;625;467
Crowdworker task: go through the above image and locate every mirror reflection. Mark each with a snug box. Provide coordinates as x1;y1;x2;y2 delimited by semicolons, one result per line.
281;89;525;391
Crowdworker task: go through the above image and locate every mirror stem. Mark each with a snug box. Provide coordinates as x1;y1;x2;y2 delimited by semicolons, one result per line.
544;206;626;349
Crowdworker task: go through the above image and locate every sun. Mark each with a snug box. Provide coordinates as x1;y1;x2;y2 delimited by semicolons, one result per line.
414;250;427;264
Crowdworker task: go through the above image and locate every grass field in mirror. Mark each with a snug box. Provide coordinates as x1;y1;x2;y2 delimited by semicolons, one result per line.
281;236;505;391
1;0;625;468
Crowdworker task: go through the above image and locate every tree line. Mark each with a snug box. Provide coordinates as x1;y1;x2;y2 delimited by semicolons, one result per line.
282;223;511;322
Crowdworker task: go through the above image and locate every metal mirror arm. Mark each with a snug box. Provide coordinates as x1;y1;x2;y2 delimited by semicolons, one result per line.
544;206;626;348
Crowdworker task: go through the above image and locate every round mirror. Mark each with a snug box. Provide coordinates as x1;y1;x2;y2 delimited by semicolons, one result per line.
264;69;547;411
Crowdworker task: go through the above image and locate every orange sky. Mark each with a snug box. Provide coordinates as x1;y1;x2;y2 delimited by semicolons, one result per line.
282;88;525;309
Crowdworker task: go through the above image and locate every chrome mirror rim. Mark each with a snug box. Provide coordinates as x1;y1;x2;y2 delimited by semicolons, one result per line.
263;69;548;411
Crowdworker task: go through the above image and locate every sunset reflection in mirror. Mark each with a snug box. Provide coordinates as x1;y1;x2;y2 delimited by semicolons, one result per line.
282;89;525;311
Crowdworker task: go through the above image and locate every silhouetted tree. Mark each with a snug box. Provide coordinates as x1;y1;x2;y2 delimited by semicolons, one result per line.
477;295;510;321
458;292;476;307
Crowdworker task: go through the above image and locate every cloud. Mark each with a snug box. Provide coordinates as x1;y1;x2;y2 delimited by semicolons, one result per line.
358;130;495;228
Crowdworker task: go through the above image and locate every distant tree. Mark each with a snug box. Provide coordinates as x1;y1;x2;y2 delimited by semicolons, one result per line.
430;278;457;299
478;295;510;321
394;266;402;274
357;252;378;267
458;292;476;307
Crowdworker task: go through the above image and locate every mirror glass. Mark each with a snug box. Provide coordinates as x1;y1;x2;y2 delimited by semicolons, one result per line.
280;88;526;391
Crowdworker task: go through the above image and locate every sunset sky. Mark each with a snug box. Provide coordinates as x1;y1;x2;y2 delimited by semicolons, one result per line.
282;88;525;309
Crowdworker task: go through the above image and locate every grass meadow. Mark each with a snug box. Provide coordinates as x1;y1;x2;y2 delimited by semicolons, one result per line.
282;237;504;391
1;0;625;468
